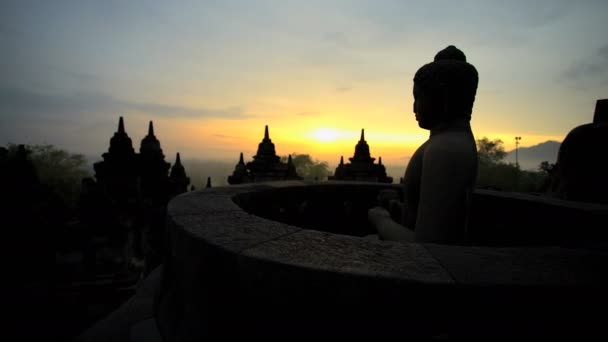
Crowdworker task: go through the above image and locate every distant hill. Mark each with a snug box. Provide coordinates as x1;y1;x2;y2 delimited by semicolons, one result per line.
505;140;561;171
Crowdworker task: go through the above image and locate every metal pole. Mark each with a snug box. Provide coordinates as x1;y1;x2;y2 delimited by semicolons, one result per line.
515;136;521;167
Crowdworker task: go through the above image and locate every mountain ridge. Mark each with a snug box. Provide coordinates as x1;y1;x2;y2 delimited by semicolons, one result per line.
505;140;561;171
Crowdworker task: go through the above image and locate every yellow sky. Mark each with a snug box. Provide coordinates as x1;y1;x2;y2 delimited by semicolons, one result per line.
125;96;567;168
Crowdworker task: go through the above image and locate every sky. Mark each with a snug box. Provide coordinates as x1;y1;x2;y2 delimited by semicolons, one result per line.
1;0;607;167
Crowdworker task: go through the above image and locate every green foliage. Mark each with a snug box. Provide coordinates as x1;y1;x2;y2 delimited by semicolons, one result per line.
6;144;90;208
280;153;330;181
538;161;555;174
476;138;547;193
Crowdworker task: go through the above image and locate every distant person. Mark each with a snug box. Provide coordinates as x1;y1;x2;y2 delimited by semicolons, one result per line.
368;45;478;244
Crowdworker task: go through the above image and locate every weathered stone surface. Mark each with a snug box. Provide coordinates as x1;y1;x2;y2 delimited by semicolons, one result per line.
192;183;271;196
236;230;454;337
263;180;312;188
130;318;162;342
160;182;608;338
424;244;608;286
242;230;451;283
77;266;162;342
423;244;608;337
167;191;242;216
469;189;608;246
169;210;301;253
475;188;608;211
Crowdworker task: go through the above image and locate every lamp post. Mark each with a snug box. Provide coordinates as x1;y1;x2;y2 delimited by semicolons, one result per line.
515;136;522;168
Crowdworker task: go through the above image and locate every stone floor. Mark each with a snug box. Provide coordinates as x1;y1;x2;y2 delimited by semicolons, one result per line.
76;266;163;342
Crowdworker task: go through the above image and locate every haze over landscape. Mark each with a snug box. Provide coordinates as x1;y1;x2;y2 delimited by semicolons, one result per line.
2;0;607;170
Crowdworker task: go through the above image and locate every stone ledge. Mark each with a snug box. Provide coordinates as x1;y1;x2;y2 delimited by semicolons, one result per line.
160;181;608;338
424;244;608;286
77;267;162;342
169;210;302;254
241;229;453;284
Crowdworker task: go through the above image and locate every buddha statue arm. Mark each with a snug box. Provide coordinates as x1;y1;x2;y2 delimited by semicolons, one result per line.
368;207;416;242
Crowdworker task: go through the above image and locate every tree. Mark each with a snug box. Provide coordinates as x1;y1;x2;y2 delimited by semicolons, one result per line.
475;137;546;192
6;144;90;208
538;161;555;174
280;153;330;181
476;137;506;165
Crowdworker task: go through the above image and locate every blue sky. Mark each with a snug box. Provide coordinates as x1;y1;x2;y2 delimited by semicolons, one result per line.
1;0;607;164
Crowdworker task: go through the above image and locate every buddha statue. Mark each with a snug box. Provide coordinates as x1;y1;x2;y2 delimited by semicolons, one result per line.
369;45;479;244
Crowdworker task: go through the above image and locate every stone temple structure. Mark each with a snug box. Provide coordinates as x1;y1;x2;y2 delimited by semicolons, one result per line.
549;99;608;204
227;125;301;184
87;117;191;273
93;117;190;202
169;153;190;196
329;129;393;183
139;121;171;203
227;152;251;184
93;117;139;206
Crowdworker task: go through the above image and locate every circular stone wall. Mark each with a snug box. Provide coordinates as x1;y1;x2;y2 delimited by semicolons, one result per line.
157;181;608;339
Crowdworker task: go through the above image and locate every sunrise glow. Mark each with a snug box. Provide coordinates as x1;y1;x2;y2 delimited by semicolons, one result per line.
2;1;606;170
311;128;341;143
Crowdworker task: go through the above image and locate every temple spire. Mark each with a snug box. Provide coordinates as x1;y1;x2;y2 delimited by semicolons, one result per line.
118;116;125;134
379;156;382;165
287;154;293;166
206;177;212;188
360;129;365;141
169;152;190;195
148;121;154;136
239;152;245;165
340;156;344;166
264;125;270;141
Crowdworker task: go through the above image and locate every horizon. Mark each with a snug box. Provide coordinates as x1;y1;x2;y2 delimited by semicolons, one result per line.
76;119;562;166
2;1;606;164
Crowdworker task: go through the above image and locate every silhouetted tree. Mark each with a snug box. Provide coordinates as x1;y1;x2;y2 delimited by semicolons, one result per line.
280;153;330;181
538;161;555;174
6;144;89;208
477;137;507;165
476;137;545;192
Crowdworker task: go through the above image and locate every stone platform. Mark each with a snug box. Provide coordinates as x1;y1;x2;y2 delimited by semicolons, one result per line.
152;181;608;339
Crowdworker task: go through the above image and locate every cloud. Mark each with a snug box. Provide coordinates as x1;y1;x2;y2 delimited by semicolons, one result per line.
0;23;17;36
335;86;352;93
563;44;608;81
323;31;351;48
127;102;248;119
0;86;253;121
598;44;608;59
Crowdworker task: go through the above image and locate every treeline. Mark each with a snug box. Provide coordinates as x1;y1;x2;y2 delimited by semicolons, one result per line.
476;137;553;193
3;140;555;202
2;143;90;209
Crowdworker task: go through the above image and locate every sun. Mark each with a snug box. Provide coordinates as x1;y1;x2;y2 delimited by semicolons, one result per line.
312;128;340;143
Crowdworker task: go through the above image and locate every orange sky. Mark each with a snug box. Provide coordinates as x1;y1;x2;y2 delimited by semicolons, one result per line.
119;96;568;168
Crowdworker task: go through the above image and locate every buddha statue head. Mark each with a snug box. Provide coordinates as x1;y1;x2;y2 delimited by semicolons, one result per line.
413;45;479;129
